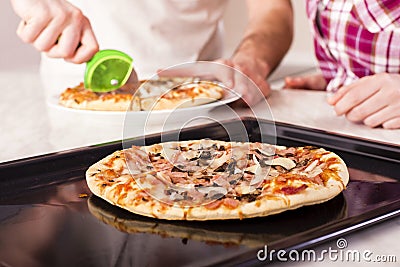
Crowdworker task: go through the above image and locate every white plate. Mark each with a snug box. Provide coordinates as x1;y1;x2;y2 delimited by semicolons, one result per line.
46;89;241;125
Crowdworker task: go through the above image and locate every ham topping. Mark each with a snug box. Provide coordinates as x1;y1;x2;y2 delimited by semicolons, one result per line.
279;184;308;195
125;141;335;209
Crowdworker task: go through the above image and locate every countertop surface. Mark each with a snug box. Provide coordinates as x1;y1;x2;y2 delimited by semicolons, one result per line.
0;69;399;266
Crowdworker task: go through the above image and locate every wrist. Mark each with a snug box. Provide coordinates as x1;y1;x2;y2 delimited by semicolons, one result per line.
232;33;272;77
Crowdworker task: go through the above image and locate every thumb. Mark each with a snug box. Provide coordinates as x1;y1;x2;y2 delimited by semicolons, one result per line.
284;76;307;89
284;73;326;90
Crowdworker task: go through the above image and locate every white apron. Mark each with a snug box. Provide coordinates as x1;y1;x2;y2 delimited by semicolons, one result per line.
40;0;228;80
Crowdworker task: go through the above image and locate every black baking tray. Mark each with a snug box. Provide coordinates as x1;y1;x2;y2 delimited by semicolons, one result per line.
0;117;399;267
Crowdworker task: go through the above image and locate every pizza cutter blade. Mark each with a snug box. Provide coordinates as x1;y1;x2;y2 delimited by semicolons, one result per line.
126;66;140;89
117;66;141;93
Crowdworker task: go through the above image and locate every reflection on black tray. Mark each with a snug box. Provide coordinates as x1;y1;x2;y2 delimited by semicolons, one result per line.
343;181;400;217
88;191;347;248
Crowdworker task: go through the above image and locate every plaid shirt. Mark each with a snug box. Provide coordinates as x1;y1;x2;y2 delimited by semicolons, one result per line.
306;0;400;92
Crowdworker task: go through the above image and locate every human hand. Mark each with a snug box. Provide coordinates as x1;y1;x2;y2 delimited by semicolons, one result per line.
327;73;400;129
158;58;270;107
225;51;271;105
283;73;327;90
10;0;99;63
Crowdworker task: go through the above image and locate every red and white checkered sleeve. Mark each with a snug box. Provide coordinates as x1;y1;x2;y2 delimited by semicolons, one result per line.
352;0;400;33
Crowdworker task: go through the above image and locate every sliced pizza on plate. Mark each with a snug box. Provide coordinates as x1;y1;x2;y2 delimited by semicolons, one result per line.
59;78;225;112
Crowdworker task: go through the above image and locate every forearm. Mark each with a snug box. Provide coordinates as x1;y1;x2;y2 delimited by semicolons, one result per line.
232;0;293;76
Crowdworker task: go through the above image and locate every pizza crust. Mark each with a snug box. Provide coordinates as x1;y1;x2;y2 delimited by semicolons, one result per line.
86;140;349;221
141;96;219;111
59;97;138;111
